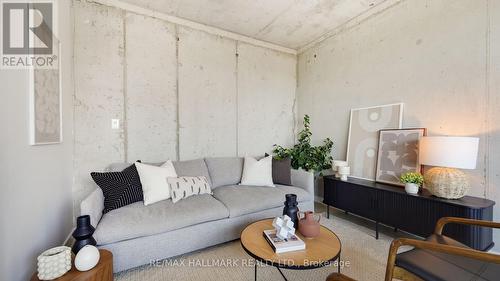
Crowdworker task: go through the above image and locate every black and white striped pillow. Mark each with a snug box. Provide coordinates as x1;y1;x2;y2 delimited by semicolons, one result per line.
167;176;211;203
91;163;143;213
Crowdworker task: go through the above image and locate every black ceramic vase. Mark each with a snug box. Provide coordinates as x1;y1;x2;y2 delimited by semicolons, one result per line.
283;194;299;228
72;215;97;254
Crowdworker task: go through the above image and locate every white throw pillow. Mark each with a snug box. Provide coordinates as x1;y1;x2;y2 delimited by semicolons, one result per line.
240;156;275;187
168;176;212;203
135;161;177;205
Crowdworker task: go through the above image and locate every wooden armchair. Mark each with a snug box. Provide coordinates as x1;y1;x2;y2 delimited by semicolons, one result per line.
327;217;500;281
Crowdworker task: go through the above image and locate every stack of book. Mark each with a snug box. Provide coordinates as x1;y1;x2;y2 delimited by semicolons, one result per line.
263;229;305;254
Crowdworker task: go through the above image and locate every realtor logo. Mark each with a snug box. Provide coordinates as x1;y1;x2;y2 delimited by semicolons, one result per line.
1;0;57;69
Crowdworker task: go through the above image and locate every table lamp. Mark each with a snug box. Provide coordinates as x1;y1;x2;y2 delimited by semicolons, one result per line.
419;136;479;199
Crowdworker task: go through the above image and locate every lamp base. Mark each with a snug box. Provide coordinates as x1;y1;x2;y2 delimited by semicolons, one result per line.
424;167;470;199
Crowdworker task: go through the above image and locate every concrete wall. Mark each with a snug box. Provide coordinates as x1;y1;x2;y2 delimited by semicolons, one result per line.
237;43;297;156
72;0;297;210
178;26;238;159
0;1;74;281
297;0;500;250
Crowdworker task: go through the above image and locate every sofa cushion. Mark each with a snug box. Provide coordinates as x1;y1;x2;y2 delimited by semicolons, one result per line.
172;159;213;187
241;156;274;187
205;157;244;188
168;176;212;203
136;161;177;205
212;185;312;218
264;154;292;185
396;234;499;281
94;194;229;245
91;163;143;213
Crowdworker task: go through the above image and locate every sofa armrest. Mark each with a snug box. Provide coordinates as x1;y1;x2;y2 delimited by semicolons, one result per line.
80;188;104;228
290;168;315;197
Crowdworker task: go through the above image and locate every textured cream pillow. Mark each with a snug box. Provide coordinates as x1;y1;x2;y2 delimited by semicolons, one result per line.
240;156;275;187
136;161;177;205
167;176;212;203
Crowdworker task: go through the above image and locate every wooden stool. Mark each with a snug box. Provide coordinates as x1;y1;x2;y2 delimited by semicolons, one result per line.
31;249;113;281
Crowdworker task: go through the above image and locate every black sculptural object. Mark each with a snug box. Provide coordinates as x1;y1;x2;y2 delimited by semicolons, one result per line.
72;215;97;254
283;194;299;228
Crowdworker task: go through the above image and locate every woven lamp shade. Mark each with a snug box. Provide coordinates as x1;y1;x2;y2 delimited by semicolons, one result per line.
419;137;479;199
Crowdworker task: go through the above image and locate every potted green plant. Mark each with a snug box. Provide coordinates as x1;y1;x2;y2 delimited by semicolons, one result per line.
272;115;333;174
400;172;424;195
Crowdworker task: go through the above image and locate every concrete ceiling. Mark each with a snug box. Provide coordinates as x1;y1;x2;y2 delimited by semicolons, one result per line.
119;0;387;49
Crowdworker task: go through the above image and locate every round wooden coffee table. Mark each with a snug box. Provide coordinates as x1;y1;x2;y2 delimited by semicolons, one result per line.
241;218;341;281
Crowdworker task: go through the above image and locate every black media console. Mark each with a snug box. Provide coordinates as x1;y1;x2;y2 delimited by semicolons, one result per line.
323;176;495;251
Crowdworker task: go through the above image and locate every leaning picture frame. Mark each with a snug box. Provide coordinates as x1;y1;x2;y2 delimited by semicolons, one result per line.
346;103;404;180
375;128;426;186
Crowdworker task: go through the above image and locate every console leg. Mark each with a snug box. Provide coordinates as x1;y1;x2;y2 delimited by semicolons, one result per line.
327;204;330;219
375;222;379;240
394;227;398;232
255;262;257;281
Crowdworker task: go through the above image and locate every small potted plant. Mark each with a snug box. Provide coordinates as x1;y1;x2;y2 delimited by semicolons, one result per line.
400;172;424;195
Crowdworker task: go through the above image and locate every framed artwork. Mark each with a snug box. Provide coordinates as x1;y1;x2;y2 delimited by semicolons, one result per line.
375;128;426;186
28;42;62;145
347;103;403;180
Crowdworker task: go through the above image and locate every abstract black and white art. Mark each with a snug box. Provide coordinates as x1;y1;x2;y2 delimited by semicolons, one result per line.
375;128;426;186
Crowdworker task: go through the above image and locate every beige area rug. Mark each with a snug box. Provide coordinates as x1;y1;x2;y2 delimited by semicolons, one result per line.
115;212;408;281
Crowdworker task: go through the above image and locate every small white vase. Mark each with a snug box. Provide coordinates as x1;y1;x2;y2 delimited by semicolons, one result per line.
405;183;419;195
75;245;100;271
338;166;350;181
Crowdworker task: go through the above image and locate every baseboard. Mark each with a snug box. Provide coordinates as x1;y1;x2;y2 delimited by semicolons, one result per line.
314;195;324;203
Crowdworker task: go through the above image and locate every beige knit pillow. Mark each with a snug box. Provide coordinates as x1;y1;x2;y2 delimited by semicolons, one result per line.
167;176;212;203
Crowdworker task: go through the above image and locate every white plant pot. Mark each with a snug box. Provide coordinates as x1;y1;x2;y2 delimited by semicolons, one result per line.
405;183;419;195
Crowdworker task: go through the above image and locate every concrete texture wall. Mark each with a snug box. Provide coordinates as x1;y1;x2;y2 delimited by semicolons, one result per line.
237;43;297;156
297;0;500;250
74;1;125;212
178;27;238;160
0;1;75;281
489;0;500;250
73;1;297;208
125;14;178;163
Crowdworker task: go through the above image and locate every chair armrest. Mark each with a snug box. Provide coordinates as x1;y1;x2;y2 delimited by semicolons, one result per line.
80;188;104;228
290;168;315;196
435;217;500;235
385;238;500;281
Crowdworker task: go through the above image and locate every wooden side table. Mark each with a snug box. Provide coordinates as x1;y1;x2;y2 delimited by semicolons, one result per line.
31;249;112;281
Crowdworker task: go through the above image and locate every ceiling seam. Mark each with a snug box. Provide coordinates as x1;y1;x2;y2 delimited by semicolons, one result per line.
297;0;406;54
83;0;297;55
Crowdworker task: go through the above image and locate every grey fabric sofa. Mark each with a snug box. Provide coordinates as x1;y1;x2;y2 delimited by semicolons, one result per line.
80;157;315;272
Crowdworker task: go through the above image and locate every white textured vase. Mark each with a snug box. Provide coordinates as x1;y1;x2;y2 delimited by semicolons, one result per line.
338;166;350;181
405;183;419;195
75;245;100;271
37;246;72;280
333;160;348;178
